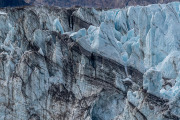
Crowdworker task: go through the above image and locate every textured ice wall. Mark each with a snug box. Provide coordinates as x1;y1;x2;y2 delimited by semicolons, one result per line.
0;2;180;120
71;2;180;119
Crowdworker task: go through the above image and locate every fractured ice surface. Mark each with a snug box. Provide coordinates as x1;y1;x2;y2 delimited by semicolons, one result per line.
53;18;64;34
70;28;86;40
70;2;180;119
143;68;162;96
0;1;180;120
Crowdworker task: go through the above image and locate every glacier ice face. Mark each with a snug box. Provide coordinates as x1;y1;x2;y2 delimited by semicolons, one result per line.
70;28;86;40
70;2;180;119
157;51;180;79
90;22;123;63
159;51;180;100
143;68;162;96
53;18;64;34
0;2;180;120
71;2;179;74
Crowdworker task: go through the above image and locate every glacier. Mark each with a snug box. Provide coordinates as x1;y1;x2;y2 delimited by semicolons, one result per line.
0;2;180;120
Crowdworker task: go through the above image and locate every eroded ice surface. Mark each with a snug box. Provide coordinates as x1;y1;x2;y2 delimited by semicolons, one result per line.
0;2;180;120
70;2;180;119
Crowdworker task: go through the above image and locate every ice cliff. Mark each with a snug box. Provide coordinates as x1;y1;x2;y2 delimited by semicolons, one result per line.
0;2;180;120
